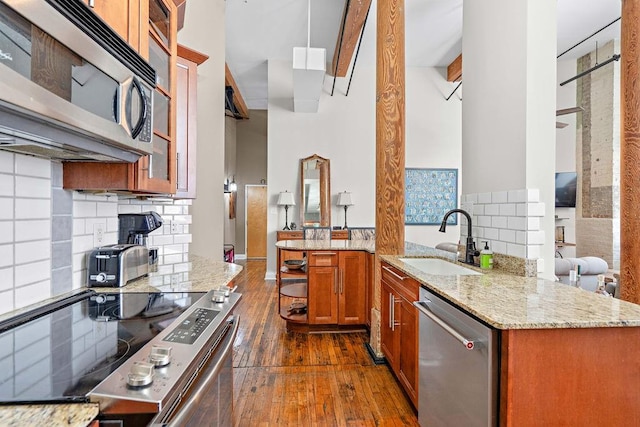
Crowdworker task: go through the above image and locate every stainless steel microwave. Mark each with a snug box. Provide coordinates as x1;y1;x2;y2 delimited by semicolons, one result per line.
0;0;156;162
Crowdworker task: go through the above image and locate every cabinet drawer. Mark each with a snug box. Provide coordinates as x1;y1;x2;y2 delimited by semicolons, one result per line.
308;251;338;267
381;263;419;302
277;230;303;241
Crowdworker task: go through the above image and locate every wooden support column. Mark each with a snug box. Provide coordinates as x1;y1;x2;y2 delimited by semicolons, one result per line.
371;0;405;356
621;0;640;304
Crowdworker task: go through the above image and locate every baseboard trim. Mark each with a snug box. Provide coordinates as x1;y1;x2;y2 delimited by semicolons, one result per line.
365;343;386;365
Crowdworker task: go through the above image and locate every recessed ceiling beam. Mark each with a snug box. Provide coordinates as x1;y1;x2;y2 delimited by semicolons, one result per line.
225;63;250;119
447;54;462;82
330;0;372;77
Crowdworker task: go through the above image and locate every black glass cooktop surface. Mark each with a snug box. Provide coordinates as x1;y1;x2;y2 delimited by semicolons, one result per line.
0;291;204;404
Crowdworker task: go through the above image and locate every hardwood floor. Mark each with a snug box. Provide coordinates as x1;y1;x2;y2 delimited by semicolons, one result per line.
231;260;418;426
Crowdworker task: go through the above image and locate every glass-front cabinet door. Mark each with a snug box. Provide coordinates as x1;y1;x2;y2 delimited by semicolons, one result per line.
137;0;176;193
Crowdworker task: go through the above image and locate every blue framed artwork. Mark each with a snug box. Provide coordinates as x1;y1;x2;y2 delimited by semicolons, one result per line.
405;168;458;225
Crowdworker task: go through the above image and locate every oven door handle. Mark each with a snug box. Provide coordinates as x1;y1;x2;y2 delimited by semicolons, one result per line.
151;315;240;427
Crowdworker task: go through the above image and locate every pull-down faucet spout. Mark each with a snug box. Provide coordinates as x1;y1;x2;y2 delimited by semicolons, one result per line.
439;209;478;265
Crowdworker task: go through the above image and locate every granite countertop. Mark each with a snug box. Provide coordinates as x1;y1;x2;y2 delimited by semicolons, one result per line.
381;254;640;330
90;255;243;294
0;404;99;427
0;255;242;426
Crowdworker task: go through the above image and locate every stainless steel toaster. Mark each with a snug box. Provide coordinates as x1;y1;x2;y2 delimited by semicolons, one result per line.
87;244;149;287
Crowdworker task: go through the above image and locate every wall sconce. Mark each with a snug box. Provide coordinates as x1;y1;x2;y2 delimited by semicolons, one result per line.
277;191;296;230
337;191;353;229
224;176;237;193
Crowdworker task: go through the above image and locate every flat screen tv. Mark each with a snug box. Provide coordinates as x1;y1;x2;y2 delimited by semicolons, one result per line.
555;172;577;208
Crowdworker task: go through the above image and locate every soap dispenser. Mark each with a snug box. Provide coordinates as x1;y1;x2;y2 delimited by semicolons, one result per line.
480;241;493;270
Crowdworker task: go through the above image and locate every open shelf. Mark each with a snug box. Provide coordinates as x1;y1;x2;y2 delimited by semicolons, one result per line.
281;283;307;298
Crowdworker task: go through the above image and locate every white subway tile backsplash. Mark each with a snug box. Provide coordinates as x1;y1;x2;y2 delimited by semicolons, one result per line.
164;205;183;215
527;230;546;245
73;201;97;218
507;217;526;230
152;235;174;246
15;240;50;264
173;215;192;224
0;244;13;268
174;262;191;273
537;258;545;273
15;260;49;287
0;152;13;173
16;199;50;220
483;228;500;240
164;254;184;265
15;177;50;199
0;174;13;197
528;245;541;259
527;202;546;217
0;222;12;244
107;218;118;232
499;229;516;243
499;203;516;216
492;191;508;203
15;220;50;242
174;234;192;244
478;192;492;204
0;268;13;291
14;280;52;308
117;205;142;214
15;155;50;179
73;235;94;254
0;198;13;220
492;241;507;254
485;204;500;216
0;290;13;314
516;203;527;217
508;189;526;203
473;205;485;216
491;216;508;229
516;231;527;245
96;202;118;218
477;216;492;228
527;217;541;231
527;189;540;202
73;219;85;236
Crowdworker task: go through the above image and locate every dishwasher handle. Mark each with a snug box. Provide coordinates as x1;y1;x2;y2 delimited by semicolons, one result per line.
414;301;476;350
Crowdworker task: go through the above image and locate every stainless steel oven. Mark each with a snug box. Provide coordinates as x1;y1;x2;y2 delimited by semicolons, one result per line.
0;288;241;426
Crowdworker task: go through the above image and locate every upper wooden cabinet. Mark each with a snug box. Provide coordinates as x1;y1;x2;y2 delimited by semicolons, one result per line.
175;45;208;198
64;0;177;195
82;0;148;56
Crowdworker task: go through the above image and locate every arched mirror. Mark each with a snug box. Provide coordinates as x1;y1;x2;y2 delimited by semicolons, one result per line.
300;154;330;227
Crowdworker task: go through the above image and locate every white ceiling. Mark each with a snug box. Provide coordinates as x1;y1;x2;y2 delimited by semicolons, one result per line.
225;0;622;110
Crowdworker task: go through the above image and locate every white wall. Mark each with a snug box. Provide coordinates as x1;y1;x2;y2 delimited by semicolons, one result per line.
179;0;226;260
266;61;463;278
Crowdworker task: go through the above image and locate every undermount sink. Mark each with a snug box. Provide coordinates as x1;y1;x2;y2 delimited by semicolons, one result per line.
399;258;482;276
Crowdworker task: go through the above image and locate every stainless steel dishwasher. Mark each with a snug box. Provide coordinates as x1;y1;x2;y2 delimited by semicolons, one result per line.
414;287;498;427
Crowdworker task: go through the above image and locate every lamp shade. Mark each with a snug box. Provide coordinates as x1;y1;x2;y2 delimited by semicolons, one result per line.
277;191;296;206
337;191;353;207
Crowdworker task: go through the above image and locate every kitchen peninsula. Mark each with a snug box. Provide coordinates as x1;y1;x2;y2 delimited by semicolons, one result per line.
381;255;640;425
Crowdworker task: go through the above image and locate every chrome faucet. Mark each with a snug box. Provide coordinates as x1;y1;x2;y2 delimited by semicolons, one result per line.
439;209;478;265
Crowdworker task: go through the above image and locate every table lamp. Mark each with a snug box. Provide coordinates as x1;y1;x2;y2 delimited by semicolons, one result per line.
277;191;296;230
337;191;353;229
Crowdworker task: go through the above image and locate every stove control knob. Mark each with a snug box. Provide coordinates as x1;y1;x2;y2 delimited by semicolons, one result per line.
127;361;155;387
96;273;107;283
149;345;172;367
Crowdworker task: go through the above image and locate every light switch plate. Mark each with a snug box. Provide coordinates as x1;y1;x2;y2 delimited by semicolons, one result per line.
93;223;105;247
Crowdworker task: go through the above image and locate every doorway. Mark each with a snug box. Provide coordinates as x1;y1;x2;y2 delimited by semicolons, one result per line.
246;185;267;258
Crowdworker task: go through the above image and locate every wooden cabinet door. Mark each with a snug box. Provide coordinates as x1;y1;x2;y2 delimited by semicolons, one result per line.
307;266;338;324
175;55;197;198
381;281;399;370
338;251;366;325
398;297;418;406
84;0;146;53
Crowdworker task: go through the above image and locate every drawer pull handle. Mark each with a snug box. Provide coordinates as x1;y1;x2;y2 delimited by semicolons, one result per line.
383;266;407;281
310;252;337;256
